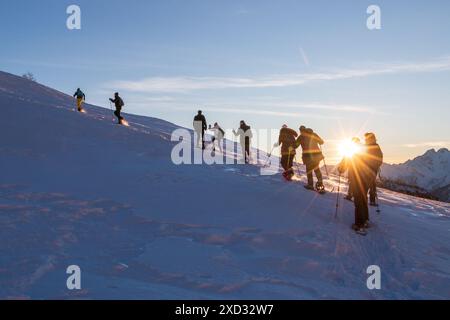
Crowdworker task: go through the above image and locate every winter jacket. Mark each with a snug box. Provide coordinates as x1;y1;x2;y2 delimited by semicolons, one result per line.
193;114;207;132
338;153;376;196
210;124;225;140
110;96;124;109
234;124;253;146
365;143;383;174
278;127;298;156
296;129;324;161
73;90;85;100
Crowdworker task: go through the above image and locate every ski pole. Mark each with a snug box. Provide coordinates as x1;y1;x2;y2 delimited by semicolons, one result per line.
335;173;341;219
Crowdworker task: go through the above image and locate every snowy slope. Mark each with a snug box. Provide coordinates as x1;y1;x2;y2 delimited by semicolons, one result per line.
381;149;450;202
1;71;450;300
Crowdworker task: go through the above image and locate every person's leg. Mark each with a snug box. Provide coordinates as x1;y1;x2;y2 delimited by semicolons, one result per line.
353;189;368;228
201;130;206;150
211;137;216;151
369;178;377;204
77;98;83;111
245;139;250;163
280;154;288;171
305;162;314;187
240;143;246;162
314;166;323;184
195;130;201;148
345;182;353;200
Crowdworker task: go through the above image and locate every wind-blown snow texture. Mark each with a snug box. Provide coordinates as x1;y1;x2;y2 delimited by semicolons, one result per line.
1;71;449;299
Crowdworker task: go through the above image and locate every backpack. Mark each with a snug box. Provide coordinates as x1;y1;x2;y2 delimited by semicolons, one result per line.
118;97;124;107
218;127;225;137
76;91;84;99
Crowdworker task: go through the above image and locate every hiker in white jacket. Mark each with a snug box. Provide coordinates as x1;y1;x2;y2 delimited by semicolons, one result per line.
233;120;253;164
208;122;225;153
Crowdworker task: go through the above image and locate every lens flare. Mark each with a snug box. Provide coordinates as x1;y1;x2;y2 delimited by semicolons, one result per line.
338;139;360;158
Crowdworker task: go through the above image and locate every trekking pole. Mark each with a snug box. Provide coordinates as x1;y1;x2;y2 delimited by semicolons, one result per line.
375;169;381;214
376;194;381;214
319;145;330;178
335;173;341;219
109;101;114;122
263;145;276;167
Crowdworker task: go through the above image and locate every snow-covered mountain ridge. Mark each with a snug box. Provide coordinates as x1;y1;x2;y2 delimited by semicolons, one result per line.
381;149;450;202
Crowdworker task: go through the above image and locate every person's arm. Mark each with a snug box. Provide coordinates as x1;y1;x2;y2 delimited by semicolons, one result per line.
109;98;115;103
83;93;86;100
314;133;324;145
294;136;302;149
202;117;207;131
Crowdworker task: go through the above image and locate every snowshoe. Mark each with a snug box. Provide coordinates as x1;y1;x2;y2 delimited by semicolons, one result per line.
344;195;353;201
304;184;315;191
316;182;326;194
352;224;367;236
369;202;378;207
364;221;371;229
282;171;294;181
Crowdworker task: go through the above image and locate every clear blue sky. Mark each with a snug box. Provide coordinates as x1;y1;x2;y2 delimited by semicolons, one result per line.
1;0;450;163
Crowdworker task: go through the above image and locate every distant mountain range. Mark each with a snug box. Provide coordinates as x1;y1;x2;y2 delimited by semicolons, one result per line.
381;148;450;202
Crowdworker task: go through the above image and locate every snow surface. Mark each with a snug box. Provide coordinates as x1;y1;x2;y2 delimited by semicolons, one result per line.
1;71;450;299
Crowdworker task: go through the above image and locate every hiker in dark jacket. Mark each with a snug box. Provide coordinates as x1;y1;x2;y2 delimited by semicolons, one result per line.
364;132;383;206
109;92;125;124
338;148;376;234
193;110;207;149
277;125;298;180
233;120;253;164
345;137;362;201
73;88;86;112
296;126;325;190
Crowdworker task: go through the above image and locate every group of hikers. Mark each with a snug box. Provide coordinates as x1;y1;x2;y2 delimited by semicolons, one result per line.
72;90;384;235
73;88;125;125
193;111;384;235
193;110;252;163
